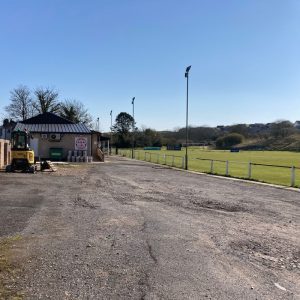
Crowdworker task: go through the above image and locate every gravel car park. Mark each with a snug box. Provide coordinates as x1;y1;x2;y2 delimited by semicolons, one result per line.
0;156;299;299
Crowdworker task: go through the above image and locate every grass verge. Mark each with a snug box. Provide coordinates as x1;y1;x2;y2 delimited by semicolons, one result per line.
0;236;24;300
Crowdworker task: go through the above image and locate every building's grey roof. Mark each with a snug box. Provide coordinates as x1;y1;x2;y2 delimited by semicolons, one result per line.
22;112;74;124
15;122;91;134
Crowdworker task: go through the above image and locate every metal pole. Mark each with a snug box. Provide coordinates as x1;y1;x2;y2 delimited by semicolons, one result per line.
248;162;252;179
110;110;112;155
132;97;135;159
226;160;229;176
210;160;214;173
185;66;191;170
291;166;295;187
96;117;99;131
185;74;189;170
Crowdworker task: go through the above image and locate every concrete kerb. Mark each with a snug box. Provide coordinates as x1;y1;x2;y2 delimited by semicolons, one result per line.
117;155;300;194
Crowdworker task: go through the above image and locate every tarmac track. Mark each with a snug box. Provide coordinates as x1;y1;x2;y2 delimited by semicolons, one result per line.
0;156;299;299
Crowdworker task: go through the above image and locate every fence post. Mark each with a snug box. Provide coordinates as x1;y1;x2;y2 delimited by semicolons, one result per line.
164;154;166;165
210;160;214;173
172;155;174;167
226;160;229;176
182;157;185;169
157;153;159;163
291;166;295;187
248;162;252;179
150;153;152;162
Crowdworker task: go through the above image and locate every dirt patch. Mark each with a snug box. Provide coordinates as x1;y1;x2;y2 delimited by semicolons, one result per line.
0;236;24;299
73;195;96;209
115;162;152;168
230;239;300;272
151;166;171;169
52;164;90;177
191;199;247;212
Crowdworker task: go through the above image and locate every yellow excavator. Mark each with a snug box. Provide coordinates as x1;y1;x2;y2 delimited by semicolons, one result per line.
6;130;36;173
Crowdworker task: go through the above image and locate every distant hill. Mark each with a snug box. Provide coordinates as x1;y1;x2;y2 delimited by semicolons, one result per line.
106;120;300;151
158;121;300;151
238;134;300;151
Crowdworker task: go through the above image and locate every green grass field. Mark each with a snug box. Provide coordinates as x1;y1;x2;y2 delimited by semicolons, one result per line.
118;148;300;187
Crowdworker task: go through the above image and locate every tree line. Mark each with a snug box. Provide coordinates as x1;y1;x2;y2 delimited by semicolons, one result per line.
112;112;163;148
4;86;299;150
4;85;93;127
111;112;300;150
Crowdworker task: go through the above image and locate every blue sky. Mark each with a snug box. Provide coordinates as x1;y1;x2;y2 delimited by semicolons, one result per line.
0;0;299;131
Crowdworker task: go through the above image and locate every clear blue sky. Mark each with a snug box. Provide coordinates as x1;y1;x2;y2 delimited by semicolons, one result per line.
0;0;299;131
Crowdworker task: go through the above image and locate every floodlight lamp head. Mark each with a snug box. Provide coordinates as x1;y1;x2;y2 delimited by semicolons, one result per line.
186;65;191;73
132;97;135;104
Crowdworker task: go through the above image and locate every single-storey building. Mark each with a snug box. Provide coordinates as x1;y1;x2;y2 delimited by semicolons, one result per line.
14;112;106;161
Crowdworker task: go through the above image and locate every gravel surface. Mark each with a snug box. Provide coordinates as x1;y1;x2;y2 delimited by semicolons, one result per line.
0;156;299;299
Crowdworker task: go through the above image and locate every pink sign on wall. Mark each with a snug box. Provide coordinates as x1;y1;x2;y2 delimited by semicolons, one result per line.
75;137;88;150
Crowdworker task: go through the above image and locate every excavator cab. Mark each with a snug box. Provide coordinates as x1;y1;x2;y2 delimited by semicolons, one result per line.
6;130;36;173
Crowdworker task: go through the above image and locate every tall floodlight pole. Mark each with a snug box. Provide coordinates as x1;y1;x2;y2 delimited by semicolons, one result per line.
96;117;99;131
110;110;112;155
131;97;135;159
185;65;191;170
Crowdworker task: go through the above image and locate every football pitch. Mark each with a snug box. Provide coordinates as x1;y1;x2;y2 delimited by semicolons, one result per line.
119;148;300;187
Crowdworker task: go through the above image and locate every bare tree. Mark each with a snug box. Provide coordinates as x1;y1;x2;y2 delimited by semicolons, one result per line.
270;120;295;138
33;87;60;114
59;99;93;127
5;85;34;121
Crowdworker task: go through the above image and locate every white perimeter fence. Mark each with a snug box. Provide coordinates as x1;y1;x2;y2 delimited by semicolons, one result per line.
117;149;300;188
